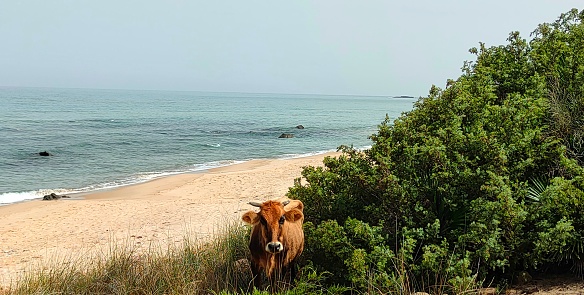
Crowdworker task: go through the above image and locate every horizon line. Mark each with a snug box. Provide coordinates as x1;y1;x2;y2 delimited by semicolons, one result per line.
0;85;421;99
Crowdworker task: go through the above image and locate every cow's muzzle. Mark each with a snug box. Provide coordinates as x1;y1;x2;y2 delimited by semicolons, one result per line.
266;242;283;253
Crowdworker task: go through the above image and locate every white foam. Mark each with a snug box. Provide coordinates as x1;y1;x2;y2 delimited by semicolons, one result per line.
0;151;356;206
0;191;43;204
189;159;246;171
0;188;81;205
277;149;336;159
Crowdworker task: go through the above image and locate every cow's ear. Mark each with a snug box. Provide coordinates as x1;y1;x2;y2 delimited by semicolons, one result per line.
242;211;259;225
285;208;304;223
285;200;304;213
295;200;304;212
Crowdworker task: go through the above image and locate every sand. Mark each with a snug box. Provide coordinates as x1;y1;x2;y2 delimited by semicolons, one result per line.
0;152;339;286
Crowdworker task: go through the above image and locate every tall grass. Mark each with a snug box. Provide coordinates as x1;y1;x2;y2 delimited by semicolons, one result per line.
6;221;252;295
4;221;486;295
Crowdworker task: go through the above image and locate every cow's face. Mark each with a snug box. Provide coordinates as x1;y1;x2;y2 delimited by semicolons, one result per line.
242;200;303;254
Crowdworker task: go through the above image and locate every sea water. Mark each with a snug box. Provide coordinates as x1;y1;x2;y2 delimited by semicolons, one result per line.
0;87;415;205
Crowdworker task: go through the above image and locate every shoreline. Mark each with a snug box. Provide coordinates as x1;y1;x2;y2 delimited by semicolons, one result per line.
0;150;340;207
0;151;339;286
76;150;338;201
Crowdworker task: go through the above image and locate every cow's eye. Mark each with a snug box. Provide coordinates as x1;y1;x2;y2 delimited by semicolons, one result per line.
260;217;267;225
279;216;285;225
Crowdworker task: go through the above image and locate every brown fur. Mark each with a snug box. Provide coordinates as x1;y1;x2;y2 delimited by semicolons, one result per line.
242;200;304;289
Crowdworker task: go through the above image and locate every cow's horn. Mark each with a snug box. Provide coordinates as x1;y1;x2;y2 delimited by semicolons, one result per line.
248;201;262;207
282;200;290;206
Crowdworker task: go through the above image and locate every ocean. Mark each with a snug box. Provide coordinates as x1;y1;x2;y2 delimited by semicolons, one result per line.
0;87;415;205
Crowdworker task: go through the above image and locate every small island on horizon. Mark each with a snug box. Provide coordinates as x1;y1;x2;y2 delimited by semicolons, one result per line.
392;95;415;98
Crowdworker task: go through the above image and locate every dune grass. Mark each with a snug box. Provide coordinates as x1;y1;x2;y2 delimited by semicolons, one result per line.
3;221;484;295
5;221;252;295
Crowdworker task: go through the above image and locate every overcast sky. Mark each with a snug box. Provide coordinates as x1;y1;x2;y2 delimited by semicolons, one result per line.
1;1;581;96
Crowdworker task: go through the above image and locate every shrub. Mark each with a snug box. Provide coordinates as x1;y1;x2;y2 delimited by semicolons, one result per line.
289;8;584;292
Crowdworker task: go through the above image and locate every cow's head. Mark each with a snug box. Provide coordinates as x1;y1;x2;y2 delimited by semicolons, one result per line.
242;200;304;254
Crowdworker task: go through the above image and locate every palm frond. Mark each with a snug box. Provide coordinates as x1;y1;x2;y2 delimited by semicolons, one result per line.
527;177;549;203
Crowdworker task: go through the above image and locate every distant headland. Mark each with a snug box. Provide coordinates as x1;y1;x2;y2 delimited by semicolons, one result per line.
392;95;415;98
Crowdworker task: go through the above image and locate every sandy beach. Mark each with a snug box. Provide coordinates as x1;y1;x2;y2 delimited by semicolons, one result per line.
0;152;338;286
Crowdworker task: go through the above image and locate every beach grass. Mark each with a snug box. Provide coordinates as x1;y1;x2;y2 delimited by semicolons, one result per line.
3;221;484;295
5;221;253;295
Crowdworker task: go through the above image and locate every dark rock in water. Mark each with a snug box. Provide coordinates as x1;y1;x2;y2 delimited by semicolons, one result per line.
278;133;294;138
39;151;51;156
43;193;60;200
43;193;69;200
296;125;304;129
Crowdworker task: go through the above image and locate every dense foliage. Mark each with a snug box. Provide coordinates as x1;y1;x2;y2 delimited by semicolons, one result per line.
288;9;584;293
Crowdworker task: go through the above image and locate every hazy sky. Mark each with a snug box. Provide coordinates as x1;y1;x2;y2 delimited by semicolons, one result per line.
1;1;581;96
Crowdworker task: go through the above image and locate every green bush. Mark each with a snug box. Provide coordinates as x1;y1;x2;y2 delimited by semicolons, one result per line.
531;9;584;165
288;8;584;293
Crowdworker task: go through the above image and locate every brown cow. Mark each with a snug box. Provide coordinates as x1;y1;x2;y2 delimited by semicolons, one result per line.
242;199;305;289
